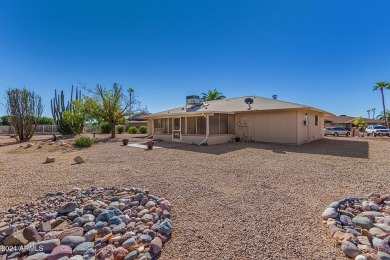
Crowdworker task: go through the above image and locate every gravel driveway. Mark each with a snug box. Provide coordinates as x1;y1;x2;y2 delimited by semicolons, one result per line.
0;135;388;259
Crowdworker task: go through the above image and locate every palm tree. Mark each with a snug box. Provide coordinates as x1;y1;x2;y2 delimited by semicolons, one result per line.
371;108;376;119
373;81;390;127
376;109;390;122
367;109;371;118
201;89;226;101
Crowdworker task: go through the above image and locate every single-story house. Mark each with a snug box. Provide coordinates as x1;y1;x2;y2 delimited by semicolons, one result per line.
146;95;333;145
125;112;150;128
324;115;385;130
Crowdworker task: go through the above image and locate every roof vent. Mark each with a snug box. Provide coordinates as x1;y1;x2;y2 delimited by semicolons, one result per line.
272;95;278;100
186;95;201;107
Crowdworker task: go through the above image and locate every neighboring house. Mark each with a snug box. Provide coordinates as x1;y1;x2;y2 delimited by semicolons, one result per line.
324;115;384;130
125;112;150;128
147;95;333;145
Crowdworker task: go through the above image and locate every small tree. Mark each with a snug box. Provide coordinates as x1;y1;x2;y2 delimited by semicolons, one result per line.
84;83;128;138
353;117;368;131
6;88;43;142
126;88;148;120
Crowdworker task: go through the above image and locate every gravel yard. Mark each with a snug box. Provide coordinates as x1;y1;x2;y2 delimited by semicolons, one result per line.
0;135;389;259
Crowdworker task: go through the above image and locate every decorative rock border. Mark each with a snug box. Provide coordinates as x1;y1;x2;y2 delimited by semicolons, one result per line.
322;193;390;259
0;187;173;260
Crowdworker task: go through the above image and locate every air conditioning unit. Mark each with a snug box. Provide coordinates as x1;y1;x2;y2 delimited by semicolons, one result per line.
186;95;201;106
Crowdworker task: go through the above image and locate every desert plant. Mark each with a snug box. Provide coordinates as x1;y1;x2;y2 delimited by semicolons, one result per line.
373;81;390;127
201;89;226;101
0;116;10;126
38;117;55;125
353;117;368;131
83;84;128;138
376;109;390;122
75;136;94;147
100;122;112;134
139;126;147;133
117;125;126;134
6;88;43;142
128;126;139;134
51;86;84;135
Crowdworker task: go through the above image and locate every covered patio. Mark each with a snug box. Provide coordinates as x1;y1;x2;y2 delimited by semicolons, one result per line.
151;113;236;145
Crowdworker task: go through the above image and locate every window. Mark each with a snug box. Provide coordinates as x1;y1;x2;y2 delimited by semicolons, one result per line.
220;114;228;134
154;119;162;133
228;114;235;134
315;115;319;126
197;116;206;134
168;118;172;133
209;115;219;135
187;117;196;134
154;118;168;133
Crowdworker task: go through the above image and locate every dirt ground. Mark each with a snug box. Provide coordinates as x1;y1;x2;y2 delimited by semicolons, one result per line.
0;134;389;259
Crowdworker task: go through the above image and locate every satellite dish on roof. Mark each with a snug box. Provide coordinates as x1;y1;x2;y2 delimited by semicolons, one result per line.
245;98;254;104
244;98;254;110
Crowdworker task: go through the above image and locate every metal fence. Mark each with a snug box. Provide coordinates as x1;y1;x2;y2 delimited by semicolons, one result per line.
0;125;59;135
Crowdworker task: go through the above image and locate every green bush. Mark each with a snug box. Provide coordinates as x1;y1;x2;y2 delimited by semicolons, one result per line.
117;125;125;134
75;136;94;147
128;126;139;134
100;122;112;134
139;126;147;134
38;117;55;125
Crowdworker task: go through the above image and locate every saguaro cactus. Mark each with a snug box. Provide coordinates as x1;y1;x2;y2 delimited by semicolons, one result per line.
51;86;84;135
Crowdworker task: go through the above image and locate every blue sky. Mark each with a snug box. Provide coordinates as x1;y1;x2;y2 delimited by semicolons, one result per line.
1;1;390;118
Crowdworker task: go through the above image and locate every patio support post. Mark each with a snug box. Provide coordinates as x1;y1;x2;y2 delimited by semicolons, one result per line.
198;114;209;145
206;115;209;138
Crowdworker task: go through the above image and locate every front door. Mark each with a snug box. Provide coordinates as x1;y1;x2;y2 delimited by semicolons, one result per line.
172;117;181;142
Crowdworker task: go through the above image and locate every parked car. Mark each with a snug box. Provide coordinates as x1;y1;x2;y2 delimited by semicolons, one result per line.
365;125;390;137
324;127;351;137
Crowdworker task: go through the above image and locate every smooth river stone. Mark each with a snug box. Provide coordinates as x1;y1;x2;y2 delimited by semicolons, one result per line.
341;241;360;258
31;239;61;254
369;227;386;236
61;236;86;248
73;242;94;255
362;211;384;218
122;238;136;249
47;245;73;260
352;216;373;229
58;203;78;214
322;208;338;220
60;227;84;239
374;223;390;233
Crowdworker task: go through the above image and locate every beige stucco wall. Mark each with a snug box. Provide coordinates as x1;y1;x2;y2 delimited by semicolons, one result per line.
235;110;298;144
153;133;234;145
208;134;235;145
147;119;153;135
296;110;324;145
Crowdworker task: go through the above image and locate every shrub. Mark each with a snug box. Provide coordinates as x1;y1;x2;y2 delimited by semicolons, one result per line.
128;126;139;134
38;117;55;125
117;125;126;134
75;136;94;147
100;122;112;134
139;126;147;133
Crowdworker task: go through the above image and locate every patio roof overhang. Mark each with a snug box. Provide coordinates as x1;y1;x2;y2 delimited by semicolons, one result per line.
147;111;234;118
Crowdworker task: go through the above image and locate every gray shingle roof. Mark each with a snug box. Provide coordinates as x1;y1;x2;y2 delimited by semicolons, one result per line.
150;96;333;117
